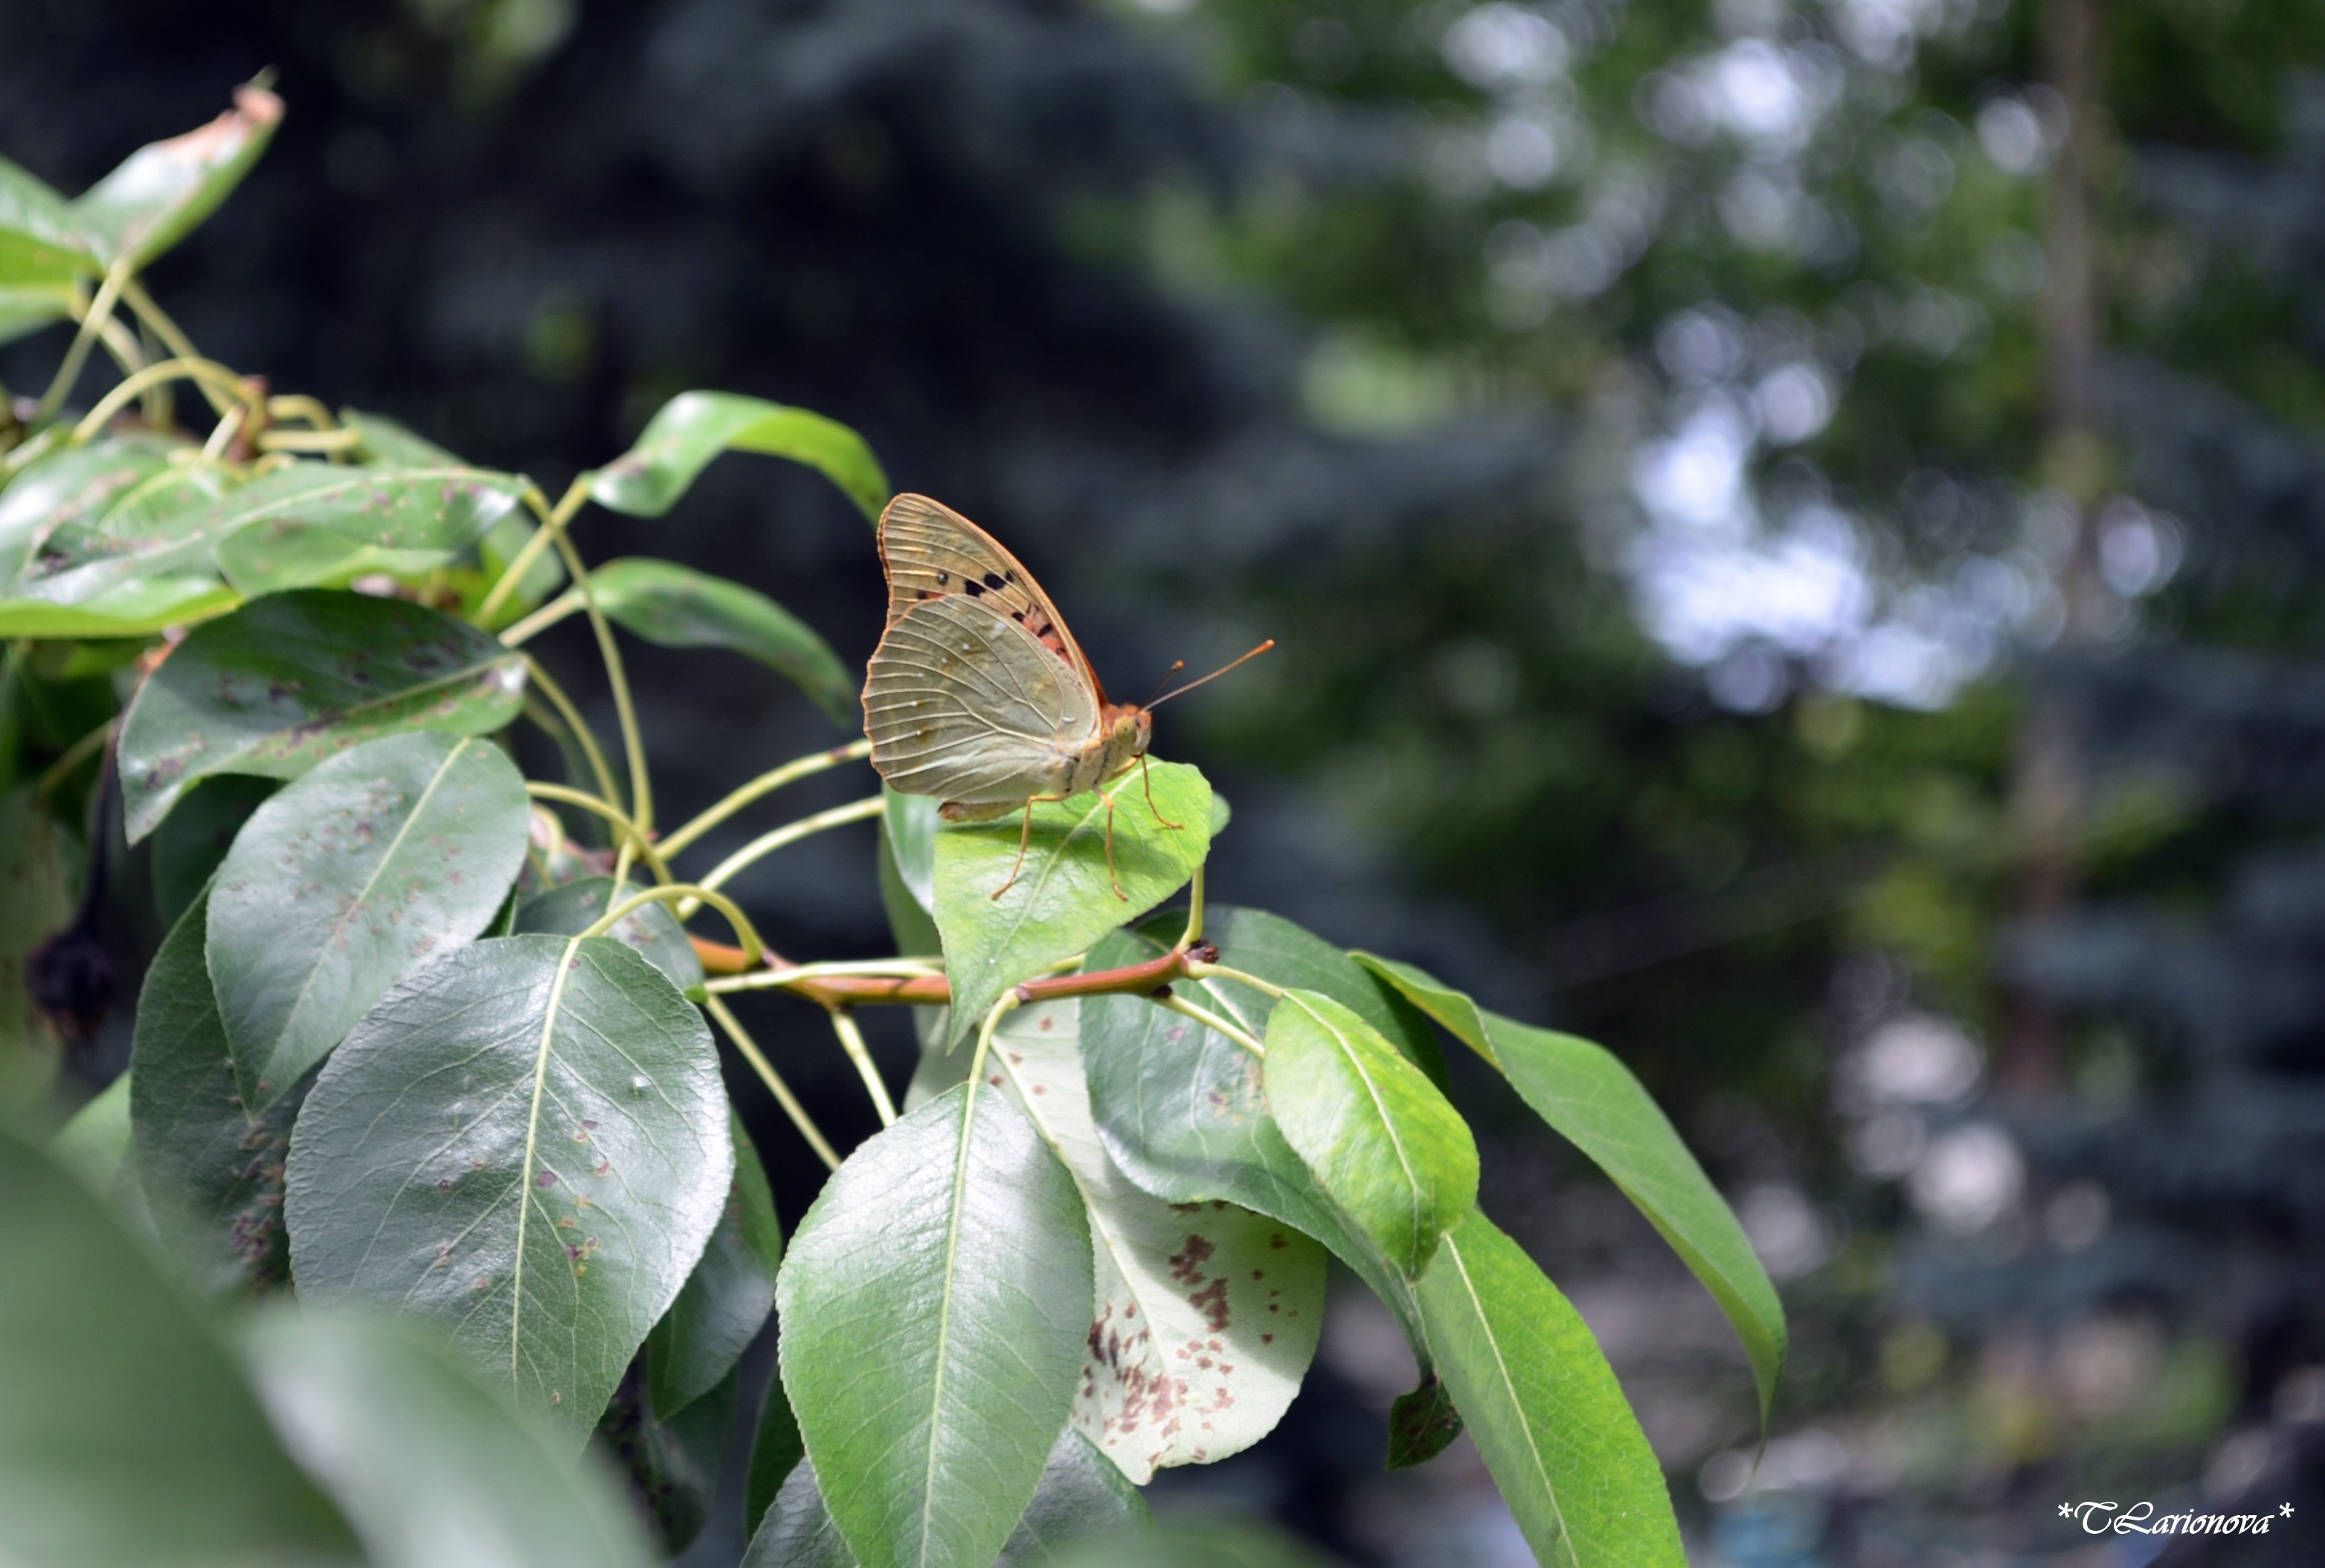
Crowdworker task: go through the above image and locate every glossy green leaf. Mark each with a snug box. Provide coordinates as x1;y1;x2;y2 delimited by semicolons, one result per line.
340;410;566;620
745;1430;1148;1568
13;459;526;606
1354;954;1787;1424
149;774;276;928
590;391;888;522
647;1111;784;1418
876;792;942;959
987;999;1325;1482
131;889;309;1294
208;732;531;1109
1262;990;1477;1281
243;1308;652;1568
746;1360;807;1540
0;156;95;282
286;934;734;1445
0;431;177;586
213;519;457;596
1416;1211;1685;1567
68;86;283;270
0;578;237;638
933;759;1212;1041
778;1081;1092;1568
515;875;707;989
0;1128;361;1568
0;788;72;1113
118;589;528;842
0;281;75;344
586;556;855;724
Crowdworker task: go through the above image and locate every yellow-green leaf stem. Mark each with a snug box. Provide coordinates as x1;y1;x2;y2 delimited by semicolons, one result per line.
659;739;872;858
704;995;840;1172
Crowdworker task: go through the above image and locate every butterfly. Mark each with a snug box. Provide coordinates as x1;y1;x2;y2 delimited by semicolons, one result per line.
862;493;1270;899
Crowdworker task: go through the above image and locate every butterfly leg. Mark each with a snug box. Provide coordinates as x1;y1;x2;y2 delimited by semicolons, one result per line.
1138;752;1185;831
991;793;1070;900
1099;788;1129;902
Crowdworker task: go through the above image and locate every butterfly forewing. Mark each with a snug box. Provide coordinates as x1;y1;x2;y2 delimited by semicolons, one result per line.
877;493;1106;701
864;592;1100;808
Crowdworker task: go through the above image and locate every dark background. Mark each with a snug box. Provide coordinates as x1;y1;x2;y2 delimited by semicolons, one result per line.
9;0;2325;1562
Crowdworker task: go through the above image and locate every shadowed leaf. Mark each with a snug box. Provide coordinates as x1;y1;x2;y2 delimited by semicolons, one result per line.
646;1111;782;1418
0;788;72;1113
585;557;855;724
590;391;888;522
516;875;706;990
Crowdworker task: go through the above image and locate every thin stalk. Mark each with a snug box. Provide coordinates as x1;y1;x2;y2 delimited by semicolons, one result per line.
265;393;338;431
522;782;670;883
120;278;231;417
682;796;883;914
1157;992;1266;1058
34;263;131;422
542;515;650;835
581;884;763;968
706;995;841;1172
71;358;252;443
255;427;364;454
969;993;1021;1087
36;720;113;800
828;1009;898;1127
522;656;622;810
201;405;244;460
706;957;948;994
1179;863;1207;950
478;473;589;626
660;739;873;858
1183;960;1286;1000
498;591;582;649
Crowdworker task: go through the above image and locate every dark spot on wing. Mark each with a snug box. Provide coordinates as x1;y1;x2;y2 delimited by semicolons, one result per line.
965;580;985;597
936;570;949;583
983;571;1006;590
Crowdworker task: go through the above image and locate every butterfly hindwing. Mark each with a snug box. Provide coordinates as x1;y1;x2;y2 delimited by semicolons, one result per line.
877;493;1104;700
863;592;1100;808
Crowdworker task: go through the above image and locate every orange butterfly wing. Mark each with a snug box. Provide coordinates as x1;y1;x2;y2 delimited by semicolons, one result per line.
875;493;1108;704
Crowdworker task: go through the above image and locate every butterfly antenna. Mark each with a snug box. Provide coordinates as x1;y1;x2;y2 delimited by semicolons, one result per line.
1147;640;1276;708
1140;661;1187;707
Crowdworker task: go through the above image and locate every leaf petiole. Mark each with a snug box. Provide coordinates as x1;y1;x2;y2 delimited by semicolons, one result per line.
1156;992;1266;1058
582;883;764;968
658;739;873;858
522;782;671;882
1183;960;1287;1000
704;995;841;1172
827;1008;898;1127
678;795;884;913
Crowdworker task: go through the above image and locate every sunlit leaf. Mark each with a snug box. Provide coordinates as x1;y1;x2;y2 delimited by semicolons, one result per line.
646;1111;782;1418
1415;1211;1685;1567
69;85;283;271
208;732;531;1109
515;875;706;990
1355;954;1787;1424
777;1082;1090;1568
286;934;733;1445
0;156;96;283
118;589;528;842
0;431;178;588
130;890;309;1294
586;556;855;724
590;391;888;522
0;1128;361;1568
340;409;566;620
933;759;1212;1041
0;281;75;346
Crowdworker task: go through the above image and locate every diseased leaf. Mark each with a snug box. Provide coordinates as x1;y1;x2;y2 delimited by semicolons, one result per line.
0;788;73;1113
0;1128;361;1568
208;732;531;1109
516;875;706;990
586;556;855;724
0;578;236;639
118;589;528;842
1386;1376;1462;1471
744;1431;1148;1568
130;889;309;1294
777;1082;1091;1568
213;520;456;597
285;934;733;1445
13;460;526;606
339;410;566;621
590;391;888;522
647;1111;782;1418
243;1308;652;1568
933;759;1212;1042
0;432;177;588
69;85;283;270
149;774;275;928
1355;954;1787;1425
987;1000;1325;1483
1261;990;1477;1281
1415;1211;1685;1567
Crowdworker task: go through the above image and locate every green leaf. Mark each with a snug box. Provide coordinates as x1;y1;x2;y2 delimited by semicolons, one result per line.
647;1111;784;1418
1354;954;1787;1425
48;1072;135;1196
596;1360;741;1556
0;578;237;638
933;759;1212;1041
213;520;457;596
590;391;888;522
0;431;177;587
208;731;532;1109
1387;1375;1464;1471
876;791;942;958
68;86;283;270
516;875;707;990
242;1308;653;1568
0;281;75;345
1262;990;1478;1281
745;1430;1148;1568
0;156;96;283
130;889;309;1294
0;1128;361;1568
286;934;735;1445
777;1082;1092;1568
13;460;527;606
1415;1212;1685;1567
118;588;529;842
746;1357;807;1540
586;556;855;724
987;998;1325;1482
0;788;73;1113
149;774;276;928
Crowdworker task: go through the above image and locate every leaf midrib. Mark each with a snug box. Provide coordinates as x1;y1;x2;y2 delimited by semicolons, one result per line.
1441;1230;1577;1567
915;1084;980;1567
511;935;585;1384
1293;993;1430;1262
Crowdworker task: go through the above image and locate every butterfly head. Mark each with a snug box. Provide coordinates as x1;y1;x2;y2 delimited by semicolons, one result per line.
1104;703;1153;758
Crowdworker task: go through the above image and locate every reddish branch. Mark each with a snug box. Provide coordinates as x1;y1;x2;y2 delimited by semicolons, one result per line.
689;936;1217;1009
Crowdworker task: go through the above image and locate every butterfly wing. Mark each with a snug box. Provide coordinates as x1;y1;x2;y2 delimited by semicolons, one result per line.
877;492;1107;702
864;591;1101;807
